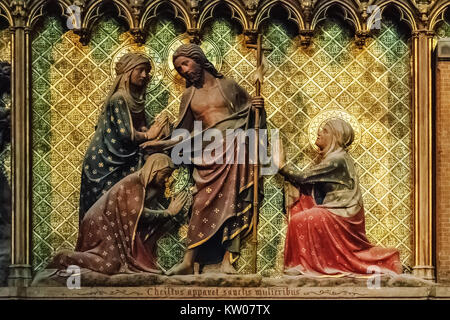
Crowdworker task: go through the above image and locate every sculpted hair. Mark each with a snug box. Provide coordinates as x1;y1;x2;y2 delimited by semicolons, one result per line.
172;44;223;87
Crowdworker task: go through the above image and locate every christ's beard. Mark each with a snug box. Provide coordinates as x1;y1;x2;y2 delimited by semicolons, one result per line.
187;68;204;88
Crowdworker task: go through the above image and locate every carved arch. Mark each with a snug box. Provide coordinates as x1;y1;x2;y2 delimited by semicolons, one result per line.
0;0;13;26
27;0;71;28
254;0;305;31
311;0;362;33
27;0;133;30
375;0;419;32
198;0;250;31
82;0;133;30
140;0;191;30
429;0;450;31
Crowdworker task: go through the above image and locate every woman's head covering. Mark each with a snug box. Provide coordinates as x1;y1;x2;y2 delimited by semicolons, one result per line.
138;153;175;187
105;52;151;113
314;118;362;217
320;118;354;157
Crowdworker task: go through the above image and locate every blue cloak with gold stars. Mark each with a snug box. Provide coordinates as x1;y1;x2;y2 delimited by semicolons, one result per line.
79;90;145;222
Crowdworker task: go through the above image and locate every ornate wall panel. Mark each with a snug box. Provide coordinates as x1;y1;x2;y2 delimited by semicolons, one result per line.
259;16;413;272
30;11;414;274
32;16;135;271
143;17;188;271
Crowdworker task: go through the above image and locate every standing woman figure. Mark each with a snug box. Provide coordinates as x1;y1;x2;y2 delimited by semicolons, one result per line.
79;53;169;221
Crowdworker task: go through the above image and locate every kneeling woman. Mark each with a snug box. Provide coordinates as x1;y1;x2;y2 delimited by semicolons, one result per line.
275;119;402;276
48;153;188;275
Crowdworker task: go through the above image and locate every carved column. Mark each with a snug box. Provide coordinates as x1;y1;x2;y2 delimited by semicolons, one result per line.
412;30;435;280
243;0;259;46
299;0;313;48
8;1;32;287
130;0;146;45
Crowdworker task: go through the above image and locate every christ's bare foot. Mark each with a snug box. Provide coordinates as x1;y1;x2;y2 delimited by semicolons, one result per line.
166;261;194;276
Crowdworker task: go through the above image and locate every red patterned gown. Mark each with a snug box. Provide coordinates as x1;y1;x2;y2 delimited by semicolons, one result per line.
280;150;402;276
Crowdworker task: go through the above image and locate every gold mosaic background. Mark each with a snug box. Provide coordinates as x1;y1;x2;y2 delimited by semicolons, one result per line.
31;14;414;274
261;18;413;274
32;16;132;270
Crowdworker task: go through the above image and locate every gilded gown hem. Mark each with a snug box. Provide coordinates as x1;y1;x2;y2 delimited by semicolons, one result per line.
239;181;254;193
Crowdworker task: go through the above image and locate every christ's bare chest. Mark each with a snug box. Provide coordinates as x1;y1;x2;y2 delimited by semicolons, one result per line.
190;84;231;128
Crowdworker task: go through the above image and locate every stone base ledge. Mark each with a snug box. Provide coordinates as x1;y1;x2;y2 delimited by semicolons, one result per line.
0;270;448;299
29;269;438;288
1;286;449;299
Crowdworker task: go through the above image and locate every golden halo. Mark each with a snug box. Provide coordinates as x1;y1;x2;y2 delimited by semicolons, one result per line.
164;35;223;85
308;109;361;152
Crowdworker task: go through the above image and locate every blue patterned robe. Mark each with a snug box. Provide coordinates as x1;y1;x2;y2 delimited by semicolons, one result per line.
79;90;146;221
